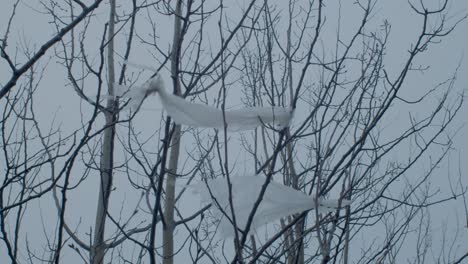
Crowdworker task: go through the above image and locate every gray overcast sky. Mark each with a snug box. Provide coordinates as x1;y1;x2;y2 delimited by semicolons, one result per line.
1;0;467;263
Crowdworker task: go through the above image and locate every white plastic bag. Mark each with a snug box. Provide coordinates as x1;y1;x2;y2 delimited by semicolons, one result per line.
194;175;350;238
115;76;293;131
113;75;163;111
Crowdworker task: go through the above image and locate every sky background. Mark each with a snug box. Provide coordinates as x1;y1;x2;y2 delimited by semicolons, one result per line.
1;0;467;263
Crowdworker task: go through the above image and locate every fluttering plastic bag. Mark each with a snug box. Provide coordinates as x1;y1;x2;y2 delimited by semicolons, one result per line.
114;76;293;131
193;175;351;238
113;75;163;111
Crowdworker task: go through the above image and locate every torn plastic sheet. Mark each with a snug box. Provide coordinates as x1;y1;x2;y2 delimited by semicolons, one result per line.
114;76;293;131
193;175;350;238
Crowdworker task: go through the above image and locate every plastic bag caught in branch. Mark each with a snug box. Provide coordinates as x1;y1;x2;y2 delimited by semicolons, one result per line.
193;175;351;238
115;76;293;131
113;76;163;111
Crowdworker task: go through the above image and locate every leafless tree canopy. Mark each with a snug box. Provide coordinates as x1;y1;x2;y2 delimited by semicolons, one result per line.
0;0;467;263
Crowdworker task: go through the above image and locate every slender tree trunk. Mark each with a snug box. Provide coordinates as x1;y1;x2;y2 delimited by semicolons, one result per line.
162;127;181;263
343;175;352;264
91;1;116;263
162;1;183;263
286;130;305;264
281;218;294;264
343;207;350;264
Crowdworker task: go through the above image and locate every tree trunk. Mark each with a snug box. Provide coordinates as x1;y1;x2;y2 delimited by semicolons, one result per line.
91;1;116;263
162;1;183;263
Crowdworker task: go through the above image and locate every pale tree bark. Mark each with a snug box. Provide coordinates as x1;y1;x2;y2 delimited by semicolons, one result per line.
91;1;117;263
163;0;183;263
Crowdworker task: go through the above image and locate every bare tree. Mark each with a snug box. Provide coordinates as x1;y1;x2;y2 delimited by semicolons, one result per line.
1;0;467;263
